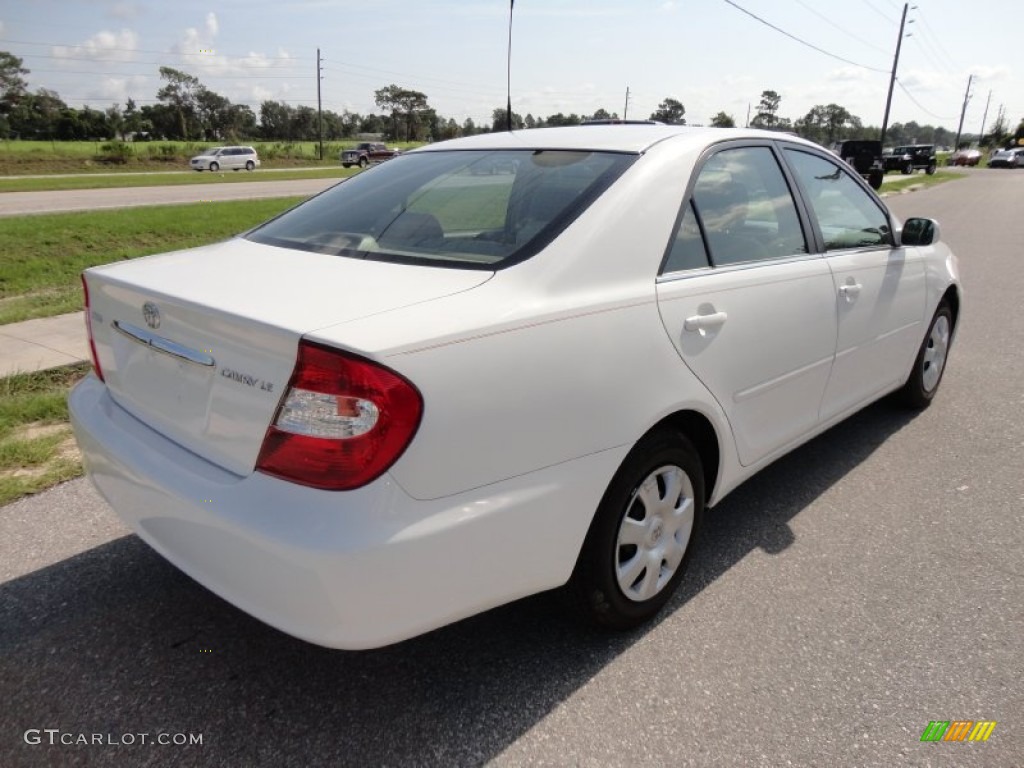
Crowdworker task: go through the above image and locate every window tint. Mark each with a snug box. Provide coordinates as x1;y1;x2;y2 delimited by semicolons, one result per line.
784;149;892;251
663;201;709;272
690;146;806;267
247;149;635;268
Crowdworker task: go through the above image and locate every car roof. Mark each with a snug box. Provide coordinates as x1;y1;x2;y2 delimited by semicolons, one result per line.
412;125;818;155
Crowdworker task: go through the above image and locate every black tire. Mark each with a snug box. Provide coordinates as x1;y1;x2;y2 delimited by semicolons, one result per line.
902;161;913;175
898;301;953;408
567;429;704;630
342;163;351;168
868;169;884;190
245;160;255;171
209;161;219;172
925;162;936;175
358;157;368;168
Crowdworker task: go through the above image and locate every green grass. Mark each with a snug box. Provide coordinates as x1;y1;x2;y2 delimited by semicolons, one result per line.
880;169;964;195
0;363;90;506
0;139;424;176
0;166;355;193
0;196;304;324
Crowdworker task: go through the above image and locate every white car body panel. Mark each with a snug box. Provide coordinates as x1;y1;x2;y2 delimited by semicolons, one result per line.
70;125;962;648
657;258;837;467
819;245;926;421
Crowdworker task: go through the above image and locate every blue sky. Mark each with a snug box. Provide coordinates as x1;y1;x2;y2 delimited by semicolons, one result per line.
1;0;1019;133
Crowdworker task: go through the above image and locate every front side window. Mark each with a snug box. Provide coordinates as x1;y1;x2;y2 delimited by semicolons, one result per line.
247;149;635;269
783;149;892;251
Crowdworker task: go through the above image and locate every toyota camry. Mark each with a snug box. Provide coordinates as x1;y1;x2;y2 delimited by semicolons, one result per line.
70;126;961;649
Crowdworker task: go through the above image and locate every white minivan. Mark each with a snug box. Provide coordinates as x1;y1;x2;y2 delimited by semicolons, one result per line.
189;146;260;172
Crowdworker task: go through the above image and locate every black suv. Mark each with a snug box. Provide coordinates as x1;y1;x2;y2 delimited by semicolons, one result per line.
884;145;937;175
834;140;885;190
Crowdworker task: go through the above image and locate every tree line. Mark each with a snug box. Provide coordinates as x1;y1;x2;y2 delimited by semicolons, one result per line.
2;52;1021;149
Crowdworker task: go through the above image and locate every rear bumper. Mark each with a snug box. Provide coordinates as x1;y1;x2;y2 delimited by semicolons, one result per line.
69;375;623;649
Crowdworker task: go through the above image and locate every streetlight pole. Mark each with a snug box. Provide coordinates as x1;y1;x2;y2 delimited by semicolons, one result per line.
506;0;514;132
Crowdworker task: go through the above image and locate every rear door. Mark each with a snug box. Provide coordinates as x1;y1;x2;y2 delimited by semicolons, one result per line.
656;143;837;467
782;147;926;421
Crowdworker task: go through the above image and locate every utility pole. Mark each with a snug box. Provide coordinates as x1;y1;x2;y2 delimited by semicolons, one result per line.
879;2;909;147
953;74;973;151
316;48;324;161
623;86;630;120
978;90;992;144
745;103;751;128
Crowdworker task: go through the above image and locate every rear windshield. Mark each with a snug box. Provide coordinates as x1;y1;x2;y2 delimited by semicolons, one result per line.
246;149;635;269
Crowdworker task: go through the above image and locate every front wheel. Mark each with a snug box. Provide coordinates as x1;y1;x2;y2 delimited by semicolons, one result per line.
209;161;219;172
868;170;884;190
568;429;704;630
898;301;953;408
245;160;255;171
358;157;368;168
926;162;936;175
902;161;913;175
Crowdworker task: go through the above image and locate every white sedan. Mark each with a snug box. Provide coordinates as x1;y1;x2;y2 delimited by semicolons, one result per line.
70;126;961;649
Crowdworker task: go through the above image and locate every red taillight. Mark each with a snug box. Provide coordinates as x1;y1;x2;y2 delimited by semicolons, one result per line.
255;341;423;490
81;274;104;382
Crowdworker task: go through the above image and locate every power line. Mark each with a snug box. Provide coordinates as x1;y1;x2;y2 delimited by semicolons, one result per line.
720;0;889;73
895;78;955;120
860;0;895;23
790;0;889;55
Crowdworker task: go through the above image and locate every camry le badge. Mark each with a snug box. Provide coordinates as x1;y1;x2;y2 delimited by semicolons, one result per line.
142;302;160;329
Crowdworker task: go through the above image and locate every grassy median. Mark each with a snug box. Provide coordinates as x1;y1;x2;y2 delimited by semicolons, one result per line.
0;363;90;506
0;167;355;193
0;196;304;324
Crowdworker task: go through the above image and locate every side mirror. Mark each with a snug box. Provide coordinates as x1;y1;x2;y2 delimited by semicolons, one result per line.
900;217;940;246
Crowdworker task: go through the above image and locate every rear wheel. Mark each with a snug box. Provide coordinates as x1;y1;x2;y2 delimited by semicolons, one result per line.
209;161;219;172
898;301;953;408
902;161;913;175
568;429;704;630
925;162;937;175
868;169;884;190
358;157;368;168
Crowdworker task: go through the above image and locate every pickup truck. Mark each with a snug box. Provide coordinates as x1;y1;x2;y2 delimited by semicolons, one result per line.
340;142;400;168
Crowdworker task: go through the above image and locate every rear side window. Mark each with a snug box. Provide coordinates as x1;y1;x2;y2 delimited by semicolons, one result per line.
783;149;893;251
247;150;634;269
665;145;806;271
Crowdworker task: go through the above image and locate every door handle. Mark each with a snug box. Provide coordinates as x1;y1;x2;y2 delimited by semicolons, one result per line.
839;283;862;298
684;311;728;332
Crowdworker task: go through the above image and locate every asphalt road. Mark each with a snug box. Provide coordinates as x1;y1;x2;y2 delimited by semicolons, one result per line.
1;169;1022;767
0;177;339;217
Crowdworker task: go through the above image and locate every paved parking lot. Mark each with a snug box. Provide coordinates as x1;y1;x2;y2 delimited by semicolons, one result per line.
1;169;1021;767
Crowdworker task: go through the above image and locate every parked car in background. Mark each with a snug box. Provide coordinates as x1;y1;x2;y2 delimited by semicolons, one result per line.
949;148;982;166
833;139;884;189
189;146;260;172
340;142;400;168
883;144;937;175
987;148;1024;168
72;126;961;650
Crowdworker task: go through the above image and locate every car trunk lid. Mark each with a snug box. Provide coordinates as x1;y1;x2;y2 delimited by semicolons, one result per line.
84;237;491;476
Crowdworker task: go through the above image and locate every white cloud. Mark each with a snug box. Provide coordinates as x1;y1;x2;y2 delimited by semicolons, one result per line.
53;29;139;63
968;65;1009;83
205;12;219;38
